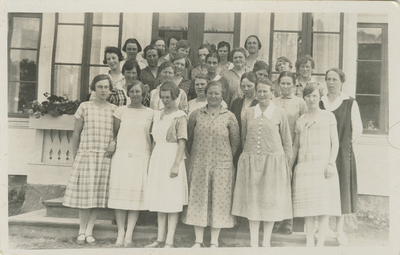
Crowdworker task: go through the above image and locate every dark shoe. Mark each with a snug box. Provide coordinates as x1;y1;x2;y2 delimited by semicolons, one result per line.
281;224;292;235
145;240;165;248
272;222;282;233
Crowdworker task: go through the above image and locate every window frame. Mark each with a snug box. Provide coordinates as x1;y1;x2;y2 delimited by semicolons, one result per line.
268;12;344;79
356;22;388;134
51;13;123;102
8;13;43;118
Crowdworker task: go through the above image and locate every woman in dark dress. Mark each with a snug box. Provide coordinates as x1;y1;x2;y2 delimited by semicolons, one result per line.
319;68;363;245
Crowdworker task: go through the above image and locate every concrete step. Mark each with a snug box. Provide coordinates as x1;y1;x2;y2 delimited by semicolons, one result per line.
43;197;115;220
9;209;340;247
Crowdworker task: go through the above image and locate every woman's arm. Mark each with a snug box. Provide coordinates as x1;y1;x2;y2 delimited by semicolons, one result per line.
241;110;248;147
106;116;120;157
228;113;240;157
280;111;293;163
351;100;363;144
72;119;84;159
290;132;299;171
325;122;340;179
186;111;197;154
170;139;186;178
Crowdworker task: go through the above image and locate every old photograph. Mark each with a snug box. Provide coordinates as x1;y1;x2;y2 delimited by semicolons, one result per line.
2;0;400;254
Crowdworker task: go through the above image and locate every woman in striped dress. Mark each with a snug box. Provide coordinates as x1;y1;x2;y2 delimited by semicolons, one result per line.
63;74;117;245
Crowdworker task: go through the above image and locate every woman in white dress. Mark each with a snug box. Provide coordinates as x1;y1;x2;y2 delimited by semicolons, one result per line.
107;80;154;247
145;81;188;248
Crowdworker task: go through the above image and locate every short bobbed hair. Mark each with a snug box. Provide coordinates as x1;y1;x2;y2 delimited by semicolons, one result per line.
151;37;165;46
90;74;113;91
204;80;223;95
241;72;258;84
122;59;141;77
278;71;296;85
230;47;247;61
253;60;269;73
255;77;274;94
303;83;321;99
159;81;180;100
275;56;293;72
103;46;124;65
244;35;262;50
194;73;211;83
157;61;176;77
143;44;162;58
127;80;147;98
176;39;190;50
122;38;142;53
205;52;220;64
295;55;315;70
198;43;215;57
172;52;189;68
325;68;346;83
167;35;181;49
217;41;231;55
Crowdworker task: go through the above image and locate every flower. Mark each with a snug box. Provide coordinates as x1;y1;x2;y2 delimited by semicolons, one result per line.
24;93;81;118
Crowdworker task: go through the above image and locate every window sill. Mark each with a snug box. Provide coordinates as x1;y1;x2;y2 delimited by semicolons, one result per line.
357;134;389;146
8;118;29;129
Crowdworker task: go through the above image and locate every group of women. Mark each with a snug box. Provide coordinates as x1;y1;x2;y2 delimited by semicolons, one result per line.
62;35;363;248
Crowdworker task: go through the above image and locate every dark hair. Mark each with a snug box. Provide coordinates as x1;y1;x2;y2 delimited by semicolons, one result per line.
295;55;315;70
241;72;258;84
230;47;247;61
167;35;181;49
217;41;231;55
303;83;321;99
194;73;211;83
122;38;142;53
325;68;346;83
157;61;176;77
255;77;274;93
176;39;190;51
127;80;147;98
122;59;141;77
151;37;165;46
275;56;293;72
198;43;215;57
205;51;220;64
103;46;124;65
159;81;180;100
171;52;189;68
253;60;269;73
278;71;296;85
143;44;162;58
204;80;223;95
245;35;262;50
90;74;113;91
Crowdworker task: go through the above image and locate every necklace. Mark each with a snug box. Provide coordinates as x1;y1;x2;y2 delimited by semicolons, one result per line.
208;106;220;116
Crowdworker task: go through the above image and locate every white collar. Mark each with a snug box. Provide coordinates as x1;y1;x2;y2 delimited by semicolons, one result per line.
321;92;349;111
254;102;275;120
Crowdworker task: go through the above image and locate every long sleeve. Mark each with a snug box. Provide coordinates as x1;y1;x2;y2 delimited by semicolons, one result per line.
228;113;240;157
186;110;197;154
241;110;248;147
351;100;363;144
280;110;293;161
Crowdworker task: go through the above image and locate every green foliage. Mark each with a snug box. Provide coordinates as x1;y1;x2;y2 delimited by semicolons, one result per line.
25;92;81;118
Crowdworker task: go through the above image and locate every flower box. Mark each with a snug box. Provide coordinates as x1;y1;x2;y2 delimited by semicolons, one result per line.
29;114;75;130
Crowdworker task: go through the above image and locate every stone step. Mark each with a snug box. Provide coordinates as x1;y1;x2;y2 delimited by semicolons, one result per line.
43;197;115;220
9;209;340;247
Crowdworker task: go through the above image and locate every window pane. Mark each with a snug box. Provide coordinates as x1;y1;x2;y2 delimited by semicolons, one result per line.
204;33;233;49
159;13;188;30
11;17;40;48
90;27;120;64
93;13;120;25
8;82;36;113
58;13;84;23
272;32;298;72
313;75;326;86
356;95;380;130
9;50;37;81
357;28;382;60
312;13;340;32
356;61;381;94
53;65;81;100
274;13;302;31
158;31;188;41
204;13;234;31
313;34;339;73
89;66;110;92
55;25;84;64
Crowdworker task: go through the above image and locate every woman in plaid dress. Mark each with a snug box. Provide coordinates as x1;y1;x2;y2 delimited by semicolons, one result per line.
63;74;117;245
291;83;341;247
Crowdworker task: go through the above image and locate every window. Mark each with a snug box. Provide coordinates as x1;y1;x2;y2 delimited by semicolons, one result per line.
356;23;388;133
8;13;42;117
152;13;241;66
52;13;123;101
269;13;344;83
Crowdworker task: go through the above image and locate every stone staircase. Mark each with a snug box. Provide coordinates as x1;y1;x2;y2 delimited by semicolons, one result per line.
8;197;340;247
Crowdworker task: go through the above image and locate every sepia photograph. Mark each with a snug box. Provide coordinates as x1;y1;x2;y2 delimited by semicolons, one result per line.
1;1;400;254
